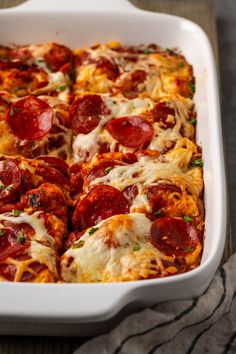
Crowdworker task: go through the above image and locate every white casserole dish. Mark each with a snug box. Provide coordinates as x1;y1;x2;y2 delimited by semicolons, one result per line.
0;0;227;336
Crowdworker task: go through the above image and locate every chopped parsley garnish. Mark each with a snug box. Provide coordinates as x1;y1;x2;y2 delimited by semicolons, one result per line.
29;193;40;207
5;185;13;191
185;247;194;252
183;215;193;222
10;106;21;117
17;86;25;91
47;65;53;72
12;209;21;217
190;118;197;125
104;166;113;174
166;48;175;55
133;243;141;251
192;159;203;167
88;227;99;235
0;183;13;192
38;59;45;63
189;82;196;94
143;49;151;54
154;209;162;217
17;232;25;244
179;62;185;68
59;85;67;92
0;229;5;236
72;240;85;249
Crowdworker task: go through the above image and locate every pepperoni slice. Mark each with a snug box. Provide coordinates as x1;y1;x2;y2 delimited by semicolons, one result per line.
0;60;30;71
146;184;182;218
70;95;110;134
35;164;69;186
121;153;138;164
72;185;129;230
86;160;123;182
0;161;21;200
0;228;30;262
6;96;53;140
150;217;199;256
0;263;16;281
44;43;73;72
93;57;119;80
36;156;69;176
106;116;154;148
10;48;32;62
123;184;138;203
151;102;176;129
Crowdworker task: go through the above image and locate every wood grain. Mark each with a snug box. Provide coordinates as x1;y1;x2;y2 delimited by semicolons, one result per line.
0;0;232;353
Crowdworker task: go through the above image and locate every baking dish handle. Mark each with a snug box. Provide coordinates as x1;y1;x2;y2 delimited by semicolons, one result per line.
14;0;138;12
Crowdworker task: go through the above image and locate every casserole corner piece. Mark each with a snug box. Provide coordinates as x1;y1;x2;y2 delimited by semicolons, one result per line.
0;0;227;336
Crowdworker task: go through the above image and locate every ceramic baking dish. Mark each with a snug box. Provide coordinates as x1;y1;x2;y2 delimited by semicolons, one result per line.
0;0;227;336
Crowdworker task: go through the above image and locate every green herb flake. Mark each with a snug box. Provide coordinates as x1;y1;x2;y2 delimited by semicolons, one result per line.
59;85;67;92
185;247;194;253
154;209;162;217
104;166;113;174
192;159;203;167
17;86;25;91
178;62;185;68
143;49;151;55
10;106;21;117
5;185;13;191
0;183;5;190
183;215;193;222
189;82;196;94
190;118;197;125
29;193;40;207
17;232;25;244
88;227;99;235
12;209;21;217
72;240;85;249
0;229;5;236
133;243;141;251
21;56;29;62
166;48;175;55
38;59;45;63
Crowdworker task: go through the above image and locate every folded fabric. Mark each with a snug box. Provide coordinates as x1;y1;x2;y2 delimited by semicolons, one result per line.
74;253;236;354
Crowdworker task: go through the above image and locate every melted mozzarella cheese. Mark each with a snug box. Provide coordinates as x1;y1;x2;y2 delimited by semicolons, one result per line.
105;96;154;116
149;122;182;152
30;240;57;274
31;71;69;101
90;155;183;191
0;211;58;280
61;213;173;282
0;211;55;247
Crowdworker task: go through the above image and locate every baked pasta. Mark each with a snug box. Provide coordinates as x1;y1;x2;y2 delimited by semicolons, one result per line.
0;41;203;283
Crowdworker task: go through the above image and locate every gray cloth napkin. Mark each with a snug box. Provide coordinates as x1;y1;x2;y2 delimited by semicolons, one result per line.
74;253;236;354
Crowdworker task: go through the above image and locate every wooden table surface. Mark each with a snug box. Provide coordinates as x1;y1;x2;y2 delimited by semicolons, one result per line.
0;0;233;353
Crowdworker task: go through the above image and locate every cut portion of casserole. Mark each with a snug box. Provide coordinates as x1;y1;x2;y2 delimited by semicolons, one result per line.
0;182;67;282
0;155;70;215
0;92;72;163
71;93;196;163
0;42;74;102
61;213;202;282
62;138;204;282
74;42;195;100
